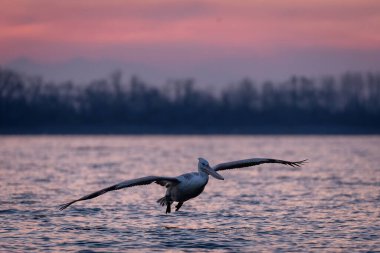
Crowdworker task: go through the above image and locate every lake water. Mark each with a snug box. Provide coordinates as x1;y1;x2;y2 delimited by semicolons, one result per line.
0;136;379;252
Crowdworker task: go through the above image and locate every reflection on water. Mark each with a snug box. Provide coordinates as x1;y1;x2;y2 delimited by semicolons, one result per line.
0;136;379;251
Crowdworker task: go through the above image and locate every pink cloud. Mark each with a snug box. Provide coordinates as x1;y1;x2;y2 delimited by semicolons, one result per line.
0;0;379;65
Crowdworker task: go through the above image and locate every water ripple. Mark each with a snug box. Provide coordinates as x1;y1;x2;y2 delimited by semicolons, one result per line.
0;136;379;252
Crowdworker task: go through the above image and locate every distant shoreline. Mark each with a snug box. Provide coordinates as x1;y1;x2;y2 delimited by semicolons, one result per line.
1;126;379;135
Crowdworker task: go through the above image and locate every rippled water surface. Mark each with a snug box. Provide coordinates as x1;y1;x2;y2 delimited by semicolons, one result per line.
0;135;379;252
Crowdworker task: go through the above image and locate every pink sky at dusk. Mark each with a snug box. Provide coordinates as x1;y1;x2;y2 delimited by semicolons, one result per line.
1;0;379;84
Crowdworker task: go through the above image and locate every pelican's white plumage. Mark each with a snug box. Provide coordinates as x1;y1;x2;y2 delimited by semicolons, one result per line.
59;157;306;213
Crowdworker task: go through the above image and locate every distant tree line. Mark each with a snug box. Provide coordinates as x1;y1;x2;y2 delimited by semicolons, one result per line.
0;66;379;133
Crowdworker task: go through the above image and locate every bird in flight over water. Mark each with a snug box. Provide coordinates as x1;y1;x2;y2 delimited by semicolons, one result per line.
59;157;307;213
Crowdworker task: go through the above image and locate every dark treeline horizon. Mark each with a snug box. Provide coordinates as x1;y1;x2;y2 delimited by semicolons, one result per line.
1;66;379;133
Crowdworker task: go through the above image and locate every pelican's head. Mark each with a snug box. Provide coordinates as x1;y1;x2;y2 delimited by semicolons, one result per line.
198;157;224;180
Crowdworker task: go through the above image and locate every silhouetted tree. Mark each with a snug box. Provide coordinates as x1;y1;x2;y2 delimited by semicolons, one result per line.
0;66;379;132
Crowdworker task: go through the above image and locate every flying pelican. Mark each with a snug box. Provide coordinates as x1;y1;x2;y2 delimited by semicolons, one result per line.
59;157;306;213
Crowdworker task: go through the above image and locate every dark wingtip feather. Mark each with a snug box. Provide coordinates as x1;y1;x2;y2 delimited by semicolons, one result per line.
293;159;308;167
58;201;76;211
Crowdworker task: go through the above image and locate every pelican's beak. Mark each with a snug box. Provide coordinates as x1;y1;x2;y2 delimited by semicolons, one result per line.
205;165;224;180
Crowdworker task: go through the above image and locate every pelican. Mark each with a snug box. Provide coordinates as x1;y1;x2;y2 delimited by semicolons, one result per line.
58;157;306;213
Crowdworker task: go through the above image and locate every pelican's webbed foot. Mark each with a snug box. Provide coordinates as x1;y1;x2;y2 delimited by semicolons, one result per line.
175;202;183;211
166;203;172;214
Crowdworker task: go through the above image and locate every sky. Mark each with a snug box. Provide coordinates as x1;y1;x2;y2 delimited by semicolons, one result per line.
1;0;380;85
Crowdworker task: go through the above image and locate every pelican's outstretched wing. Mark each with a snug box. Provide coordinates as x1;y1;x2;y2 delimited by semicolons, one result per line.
58;176;180;210
213;158;307;172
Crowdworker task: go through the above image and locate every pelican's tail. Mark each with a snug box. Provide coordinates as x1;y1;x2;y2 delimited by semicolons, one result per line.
157;196;172;214
157;197;166;206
